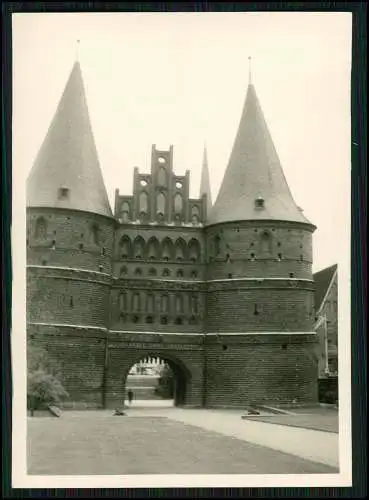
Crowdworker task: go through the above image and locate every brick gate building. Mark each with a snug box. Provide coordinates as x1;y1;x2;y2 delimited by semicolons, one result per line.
27;60;319;408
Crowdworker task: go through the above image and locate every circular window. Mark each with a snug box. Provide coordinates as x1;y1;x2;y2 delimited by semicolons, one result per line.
176;181;182;189
158;157;166;164
140;179;148;187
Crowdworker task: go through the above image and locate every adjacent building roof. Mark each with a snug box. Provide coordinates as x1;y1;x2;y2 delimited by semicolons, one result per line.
27;61;112;218
207;83;313;226
199;145;212;215
314;264;338;312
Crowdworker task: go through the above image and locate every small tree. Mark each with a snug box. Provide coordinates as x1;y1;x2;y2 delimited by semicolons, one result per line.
27;340;69;415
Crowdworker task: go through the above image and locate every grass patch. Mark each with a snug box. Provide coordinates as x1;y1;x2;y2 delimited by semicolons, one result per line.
28;414;338;475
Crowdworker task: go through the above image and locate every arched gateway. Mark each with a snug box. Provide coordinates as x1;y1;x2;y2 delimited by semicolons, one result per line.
123;353;191;406
104;336;204;409
26;60;319;411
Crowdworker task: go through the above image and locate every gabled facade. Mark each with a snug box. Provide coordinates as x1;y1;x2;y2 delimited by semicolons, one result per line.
27;60;319;409
314;264;338;377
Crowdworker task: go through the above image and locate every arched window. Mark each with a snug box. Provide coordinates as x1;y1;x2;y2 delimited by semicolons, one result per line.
146;294;155;313
175;238;186;261
120;266;128;277
158;167;167;187
120;235;132;258
163;268;170;277
191;295;199;314
132;292;141;312
214;235;221;256
177;269;184;278
191;206;200;224
157;192;166;217
90;224;99;245
119;292;127;311
148;268;157;277
161;238;174;261
174;193;183;214
139;192;149;215
175;295;183;314
188;239;201;262
133;236;145;259
260;231;272;255
161;295;169;313
35;217;47;239
134;268;142;276
147;237;160;260
121;201;131;221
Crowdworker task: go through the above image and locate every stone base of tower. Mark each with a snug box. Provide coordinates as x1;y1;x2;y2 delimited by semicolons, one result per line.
27;324;107;409
203;333;319;408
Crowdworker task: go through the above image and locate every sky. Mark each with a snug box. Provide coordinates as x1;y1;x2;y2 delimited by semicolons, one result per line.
12;12;352;273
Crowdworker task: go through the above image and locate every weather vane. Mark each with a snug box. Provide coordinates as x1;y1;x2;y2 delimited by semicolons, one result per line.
76;39;80;62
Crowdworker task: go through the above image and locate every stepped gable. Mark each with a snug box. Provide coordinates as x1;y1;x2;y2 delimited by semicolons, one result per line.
207;82;312;226
27;61;112;218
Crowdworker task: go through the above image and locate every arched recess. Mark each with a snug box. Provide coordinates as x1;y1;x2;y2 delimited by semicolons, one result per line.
259;230;273;256
157;166;167;187
157;192;166;218
123;352;192;406
191;205;200;225
161;237;174;261
146;294;155;314
119;235;132;258
147;236;160;260
175;295;184;314
174;193;183;215
35;216;47;239
90;223;100;245
139;192;149;216
188;238;201;262
132;292;141;312
213;234;221;256
121;201;131;221
161;294;170;314
133;236;145;259
119;291;127;312
175;238;187;261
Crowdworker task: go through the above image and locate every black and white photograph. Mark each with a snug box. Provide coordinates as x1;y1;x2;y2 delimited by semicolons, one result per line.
11;11;352;489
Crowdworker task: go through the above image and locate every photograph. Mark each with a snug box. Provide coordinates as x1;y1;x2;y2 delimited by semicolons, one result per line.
11;10;352;489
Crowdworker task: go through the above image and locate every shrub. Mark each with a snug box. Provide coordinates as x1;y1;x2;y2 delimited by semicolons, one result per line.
27;341;68;415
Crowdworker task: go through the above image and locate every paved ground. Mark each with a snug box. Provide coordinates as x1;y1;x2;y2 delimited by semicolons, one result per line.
28;412;338;475
241;413;338;433
157;408;339;469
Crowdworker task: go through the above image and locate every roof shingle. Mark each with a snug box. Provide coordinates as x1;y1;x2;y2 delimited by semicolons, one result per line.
27;61;112;218
207;83;313;227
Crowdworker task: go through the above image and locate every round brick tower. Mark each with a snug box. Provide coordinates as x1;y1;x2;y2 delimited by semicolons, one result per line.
26;61;115;408
203;78;318;407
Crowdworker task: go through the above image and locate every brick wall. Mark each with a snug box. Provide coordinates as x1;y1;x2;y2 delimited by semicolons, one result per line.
27;267;111;328
205;221;313;280
27;208;115;274
204;334;318;407
28;324;107;408
206;280;315;332
26;204;319;409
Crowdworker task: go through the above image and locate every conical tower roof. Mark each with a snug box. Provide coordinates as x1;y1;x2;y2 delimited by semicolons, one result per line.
200;145;212;214
207;82;312;226
27;61;112;218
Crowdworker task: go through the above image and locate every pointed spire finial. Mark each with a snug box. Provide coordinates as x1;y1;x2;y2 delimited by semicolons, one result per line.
76;39;80;62
248;56;252;85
